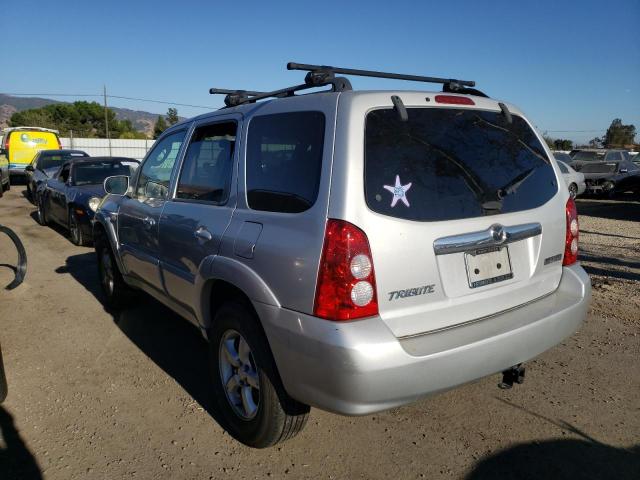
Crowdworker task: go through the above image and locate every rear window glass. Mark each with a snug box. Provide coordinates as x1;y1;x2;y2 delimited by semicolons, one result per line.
246;111;325;213
38;151;88;170
74;162;134;186
580;163;617;173
573;151;605;161
365;108;557;222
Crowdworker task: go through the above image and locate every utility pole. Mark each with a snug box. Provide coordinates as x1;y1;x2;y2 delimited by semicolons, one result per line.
103;85;112;156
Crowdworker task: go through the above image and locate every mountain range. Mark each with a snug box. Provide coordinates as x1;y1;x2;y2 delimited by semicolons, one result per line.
0;94;176;137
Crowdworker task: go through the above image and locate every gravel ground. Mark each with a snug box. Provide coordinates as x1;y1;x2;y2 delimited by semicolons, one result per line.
0;188;638;480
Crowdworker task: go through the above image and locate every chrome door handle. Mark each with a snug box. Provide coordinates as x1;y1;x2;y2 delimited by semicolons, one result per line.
142;216;156;229
194;227;212;242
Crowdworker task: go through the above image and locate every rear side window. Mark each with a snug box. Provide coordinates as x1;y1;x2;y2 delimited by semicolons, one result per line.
246;112;325;213
177;122;236;204
365;108;557;222
557;161;569;173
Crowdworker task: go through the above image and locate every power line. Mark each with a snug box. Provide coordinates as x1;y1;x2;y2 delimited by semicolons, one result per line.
544;129;604;133
2;92;216;110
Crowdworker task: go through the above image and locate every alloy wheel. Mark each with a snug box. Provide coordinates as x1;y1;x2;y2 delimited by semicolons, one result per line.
99;248;115;296
218;329;261;420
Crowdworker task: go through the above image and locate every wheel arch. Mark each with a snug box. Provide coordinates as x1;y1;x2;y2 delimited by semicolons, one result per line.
197;256;280;334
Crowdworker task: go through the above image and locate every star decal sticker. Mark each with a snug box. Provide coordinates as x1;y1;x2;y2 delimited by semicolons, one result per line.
383;175;412;207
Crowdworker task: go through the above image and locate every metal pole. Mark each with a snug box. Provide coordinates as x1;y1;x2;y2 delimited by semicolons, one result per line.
104;85;112;156
69;129;74;149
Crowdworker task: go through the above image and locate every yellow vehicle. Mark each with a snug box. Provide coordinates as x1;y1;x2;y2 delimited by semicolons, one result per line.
0;127;61;178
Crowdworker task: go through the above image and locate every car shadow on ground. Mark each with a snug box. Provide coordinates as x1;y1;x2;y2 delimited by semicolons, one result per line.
576;196;640;222
579;252;640;282
0;407;43;480
465;398;640;480
57;252;228;430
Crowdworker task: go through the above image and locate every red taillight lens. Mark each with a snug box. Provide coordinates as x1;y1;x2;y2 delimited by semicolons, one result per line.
434;95;475;105
314;219;378;321
563;197;579;266
3;135;9;155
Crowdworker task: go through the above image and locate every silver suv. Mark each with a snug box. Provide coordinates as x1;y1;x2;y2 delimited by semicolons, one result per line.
93;63;591;448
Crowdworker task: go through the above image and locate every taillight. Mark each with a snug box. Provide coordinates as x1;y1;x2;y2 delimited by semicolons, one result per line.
563;197;579;266
434;95;475;105
314;219;378;321
3;135;9;155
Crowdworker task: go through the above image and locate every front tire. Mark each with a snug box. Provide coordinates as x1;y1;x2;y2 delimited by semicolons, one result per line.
95;234;134;310
69;210;86;246
210;302;309;448
36;197;48;226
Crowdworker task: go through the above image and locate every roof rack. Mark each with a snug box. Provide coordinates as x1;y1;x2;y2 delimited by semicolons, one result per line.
210;62;483;108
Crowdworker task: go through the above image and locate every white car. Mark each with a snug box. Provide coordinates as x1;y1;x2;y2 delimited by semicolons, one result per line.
554;154;585;197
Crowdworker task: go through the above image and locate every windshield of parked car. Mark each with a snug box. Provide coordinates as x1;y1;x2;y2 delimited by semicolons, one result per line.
580;163;618;173
365;108;556;221
572;151;605;162
553;152;572;163
38;151;88;170
73;162;134;186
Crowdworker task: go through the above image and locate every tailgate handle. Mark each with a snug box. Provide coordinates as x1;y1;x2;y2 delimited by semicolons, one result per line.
433;222;542;255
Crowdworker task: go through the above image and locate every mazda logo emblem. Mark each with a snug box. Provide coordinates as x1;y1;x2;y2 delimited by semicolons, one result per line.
490;224;508;243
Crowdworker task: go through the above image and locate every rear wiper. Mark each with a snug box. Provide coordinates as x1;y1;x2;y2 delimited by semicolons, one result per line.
496;168;535;199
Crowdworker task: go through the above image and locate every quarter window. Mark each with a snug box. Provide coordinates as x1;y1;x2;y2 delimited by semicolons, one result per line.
176;122;236;203
246;112;325;213
136;130;186;199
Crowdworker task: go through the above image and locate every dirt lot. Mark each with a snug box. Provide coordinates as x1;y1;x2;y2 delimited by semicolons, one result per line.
0;187;638;480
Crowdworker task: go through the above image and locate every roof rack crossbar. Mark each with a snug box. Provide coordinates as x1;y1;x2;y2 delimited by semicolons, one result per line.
287;62;476;88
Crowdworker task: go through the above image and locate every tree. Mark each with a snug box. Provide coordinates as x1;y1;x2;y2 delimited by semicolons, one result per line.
542;132;555;149
603;119;636;148
166;108;179;126
154;115;168;139
588;137;603;148
9;101;142;138
553;139;573;150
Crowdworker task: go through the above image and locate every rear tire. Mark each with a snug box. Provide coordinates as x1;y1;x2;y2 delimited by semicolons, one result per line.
95;234;134;310
568;183;578;198
210;302;309;448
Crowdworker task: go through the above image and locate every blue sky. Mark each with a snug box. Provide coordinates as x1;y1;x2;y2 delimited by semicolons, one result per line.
2;0;639;144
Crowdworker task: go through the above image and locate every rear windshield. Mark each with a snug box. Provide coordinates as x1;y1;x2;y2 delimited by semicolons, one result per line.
364;108;557;222
573;151;605;161
39;151;88;170
73;162;133;186
580;163;617;173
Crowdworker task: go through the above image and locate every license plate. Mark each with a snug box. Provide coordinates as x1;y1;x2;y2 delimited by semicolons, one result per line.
465;246;513;288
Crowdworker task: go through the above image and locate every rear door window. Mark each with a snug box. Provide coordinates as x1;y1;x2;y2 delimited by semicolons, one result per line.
365;108;557;222
246;111;325;213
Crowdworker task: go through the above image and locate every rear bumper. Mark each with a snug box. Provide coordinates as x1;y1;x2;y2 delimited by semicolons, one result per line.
257;264;591;415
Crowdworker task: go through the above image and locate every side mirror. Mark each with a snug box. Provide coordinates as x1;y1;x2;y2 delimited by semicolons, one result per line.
25;165;35;172
104;175;130;195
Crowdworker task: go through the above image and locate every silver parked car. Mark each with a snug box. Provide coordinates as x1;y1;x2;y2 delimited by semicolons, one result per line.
553;154;586;197
93;63;591;448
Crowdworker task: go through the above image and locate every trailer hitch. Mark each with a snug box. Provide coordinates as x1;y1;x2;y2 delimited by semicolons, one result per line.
498;364;525;389
0;224;27;290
